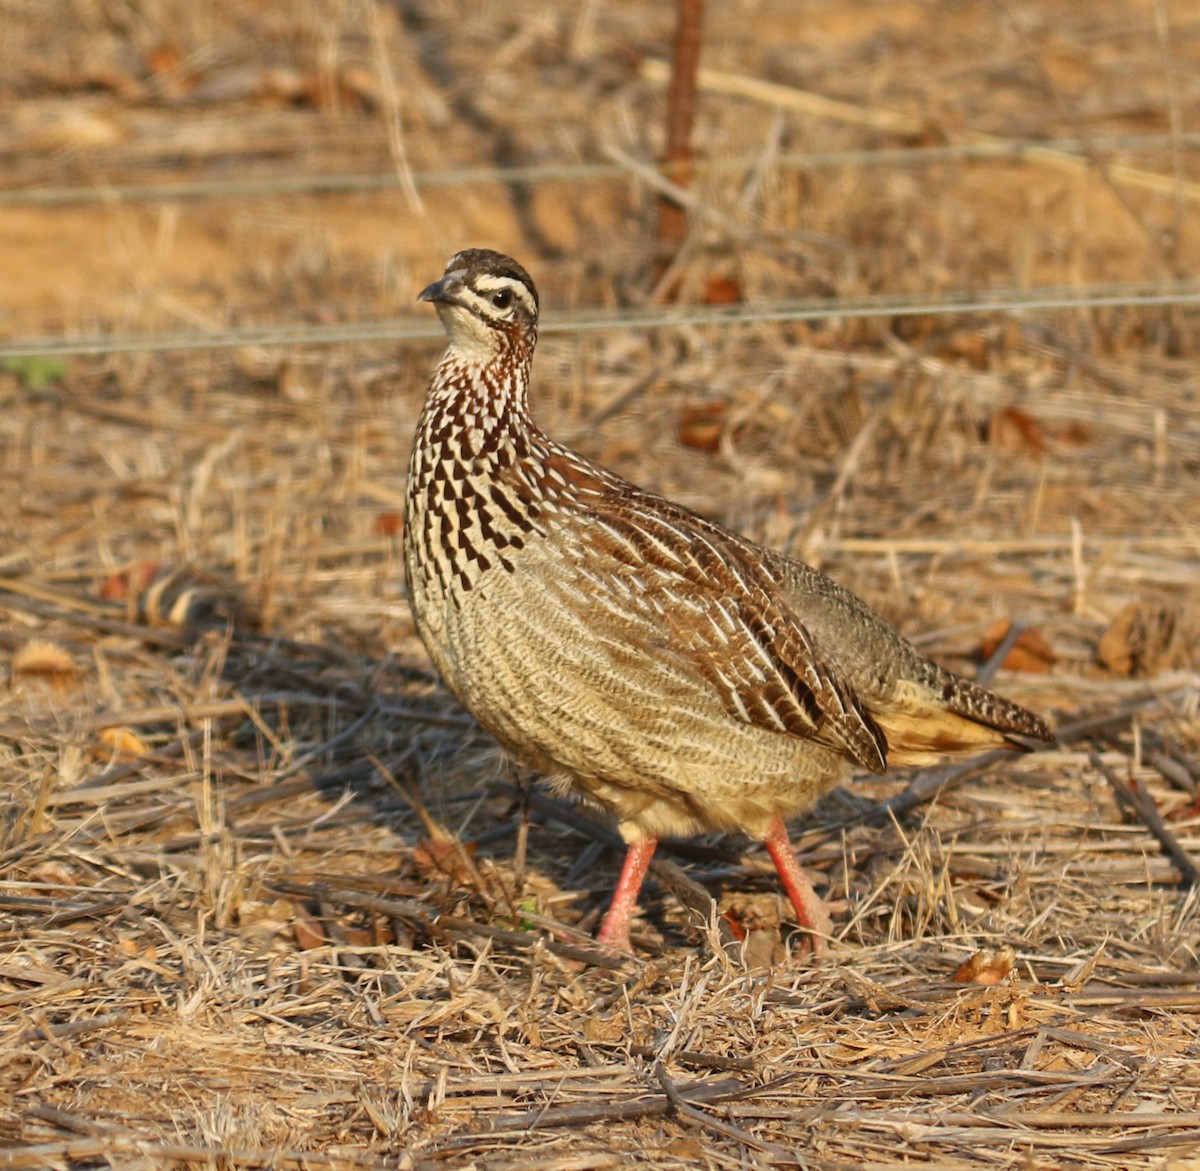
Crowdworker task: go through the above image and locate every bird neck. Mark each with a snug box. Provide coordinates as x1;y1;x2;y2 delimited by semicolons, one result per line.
414;333;552;476
425;334;535;436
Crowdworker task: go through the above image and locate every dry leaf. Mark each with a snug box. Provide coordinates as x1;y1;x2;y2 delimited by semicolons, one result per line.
98;560;162;612
335;66;383;113
718;908;747;941
738;927;783;970
953;946;1015;985
939;328;991;369
582;1013;624;1043
342;920;395;947
988;405;1045;458
374;511;403;537
144;43;195;99
717;896;788;968
1096;601;1196;677
297;70;380;113
146;43;184;77
1054;420;1093;447
677;401;728;452
12;640;77;690
702;275;742;305
30;861;78;887
292;902;328;950
977;619;1056;673
96;727;151;762
412;837;478;884
1167;793;1200;823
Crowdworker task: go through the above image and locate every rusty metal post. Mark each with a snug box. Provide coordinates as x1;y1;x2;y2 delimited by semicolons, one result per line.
654;0;704;292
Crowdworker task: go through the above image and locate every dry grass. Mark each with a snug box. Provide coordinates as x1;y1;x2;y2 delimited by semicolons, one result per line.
3;1;1200;1168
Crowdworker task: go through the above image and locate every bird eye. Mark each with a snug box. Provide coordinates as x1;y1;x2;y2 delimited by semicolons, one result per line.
491;288;513;310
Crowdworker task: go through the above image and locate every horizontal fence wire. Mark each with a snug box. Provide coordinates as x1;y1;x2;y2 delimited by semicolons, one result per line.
1;282;1199;360
1;133;1198;208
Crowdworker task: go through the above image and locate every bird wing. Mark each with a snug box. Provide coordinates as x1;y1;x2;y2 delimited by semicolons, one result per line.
538;449;1047;774
580;493;890;775
761;548;1054;762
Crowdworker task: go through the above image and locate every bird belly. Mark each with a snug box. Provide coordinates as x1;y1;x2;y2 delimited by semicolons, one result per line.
434;550;849;840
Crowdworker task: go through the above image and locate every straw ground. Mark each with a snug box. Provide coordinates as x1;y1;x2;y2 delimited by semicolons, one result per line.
2;2;1199;1167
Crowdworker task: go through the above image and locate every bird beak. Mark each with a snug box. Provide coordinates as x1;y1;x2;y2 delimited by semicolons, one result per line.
418;269;467;305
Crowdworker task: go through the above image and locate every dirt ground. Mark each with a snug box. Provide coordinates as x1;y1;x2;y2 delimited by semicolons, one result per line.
2;1;1200;1168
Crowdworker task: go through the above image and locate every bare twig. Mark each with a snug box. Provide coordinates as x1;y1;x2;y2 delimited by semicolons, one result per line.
264;879;633;972
475;1076;746;1133
974;619;1027;687
1087;749;1200;887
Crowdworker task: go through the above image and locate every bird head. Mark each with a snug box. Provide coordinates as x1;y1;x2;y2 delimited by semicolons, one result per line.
419;249;539;362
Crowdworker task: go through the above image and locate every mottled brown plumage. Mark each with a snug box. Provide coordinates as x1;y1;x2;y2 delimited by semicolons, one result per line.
404;249;1053;955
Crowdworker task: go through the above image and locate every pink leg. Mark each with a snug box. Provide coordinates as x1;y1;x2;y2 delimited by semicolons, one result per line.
763;815;832;959
596;837;658;952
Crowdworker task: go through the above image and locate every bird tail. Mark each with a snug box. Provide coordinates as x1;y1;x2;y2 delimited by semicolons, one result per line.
871;678;1052;768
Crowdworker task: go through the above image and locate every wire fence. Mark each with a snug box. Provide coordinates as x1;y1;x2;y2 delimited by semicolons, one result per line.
4;61;1199;363
2;281;1198;360
2;132;1198;208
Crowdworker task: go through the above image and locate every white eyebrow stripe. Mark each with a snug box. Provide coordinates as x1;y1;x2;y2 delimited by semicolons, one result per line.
471;273;536;315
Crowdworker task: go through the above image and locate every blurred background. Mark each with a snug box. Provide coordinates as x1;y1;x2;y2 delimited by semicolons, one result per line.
3;5;1200;1162
2;0;1198;332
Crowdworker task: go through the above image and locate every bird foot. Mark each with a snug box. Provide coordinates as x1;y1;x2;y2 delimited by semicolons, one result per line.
594;836;658;955
762;815;832;962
